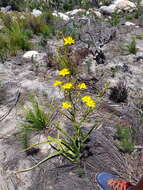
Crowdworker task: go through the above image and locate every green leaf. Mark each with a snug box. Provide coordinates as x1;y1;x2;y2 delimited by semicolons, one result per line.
16;151;61;173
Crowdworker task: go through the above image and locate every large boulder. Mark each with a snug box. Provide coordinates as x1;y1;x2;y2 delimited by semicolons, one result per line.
100;0;136;14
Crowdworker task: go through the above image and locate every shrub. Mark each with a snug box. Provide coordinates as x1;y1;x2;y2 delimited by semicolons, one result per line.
109;11;121;26
120;38;138;55
135;34;143;39
109;82;128;103
19;97;55;152
115;125;134;153
4;21;32;55
24;12;55;36
0;34;9;62
126;38;138;54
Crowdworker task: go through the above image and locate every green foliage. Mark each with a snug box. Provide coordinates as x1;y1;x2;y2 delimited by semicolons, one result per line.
109;11;121;26
80;0;90;9
19;126;31;149
62;0;74;11
125;12;141;20
0;34;9;63
55;52;70;69
99;0;112;6
115;125;134;153
18;119;97;172
24;12;55;36
58;20;81;40
27;0;49;11
125;0;143;20
19;97;54;150
9;0;27;11
22;98;50;131
0;13;33;58
135;34;143;39
120;38;138;55
0;11;56;60
126;38;138;54
4;21;32;55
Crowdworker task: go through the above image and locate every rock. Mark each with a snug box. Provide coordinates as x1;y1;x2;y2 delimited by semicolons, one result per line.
113;0;136;11
100;0;136;14
32;9;42;17
52;11;70;21
23;52;48;71
66;8;85;16
100;4;116;14
87;8;102;18
0;5;11;12
23;51;39;59
125;21;135;26
20;79;64;99
32;53;47;65
5;5;11;11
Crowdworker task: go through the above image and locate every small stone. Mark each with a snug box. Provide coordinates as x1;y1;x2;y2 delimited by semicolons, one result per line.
32;9;42;17
100;5;116;14
52;11;70;21
1;5;11;12
23;51;39;59
87;8;102;18
125;21;135;26
66;8;85;16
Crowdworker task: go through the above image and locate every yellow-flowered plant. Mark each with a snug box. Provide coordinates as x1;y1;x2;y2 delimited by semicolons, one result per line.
53;80;63;86
62;82;73;89
78;83;87;89
59;68;70;76
82;96;96;108
17;59;100;173
62;101;72;109
64;36;75;45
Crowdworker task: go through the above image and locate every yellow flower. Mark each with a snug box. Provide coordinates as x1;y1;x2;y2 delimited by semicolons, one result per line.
62;101;72;109
62;82;73;89
64;36;75;45
59;68;70;77
81;96;92;102
53;80;63;86
86;100;96;108
81;96;96;108
78;83;87;89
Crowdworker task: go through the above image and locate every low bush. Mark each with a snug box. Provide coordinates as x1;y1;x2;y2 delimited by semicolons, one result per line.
19;97;55;152
115;125;134;153
109;82;128;103
126;38;138;54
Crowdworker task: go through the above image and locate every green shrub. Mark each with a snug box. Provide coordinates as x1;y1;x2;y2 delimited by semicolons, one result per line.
109;82;128;103
135;34;143;39
120;38;138;55
24;12;55;36
126;38;138;54
19;97;54;150
109;11;121;26
4;21;32;55
0;34;9;62
115;125;134;153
